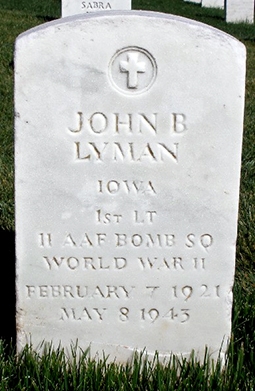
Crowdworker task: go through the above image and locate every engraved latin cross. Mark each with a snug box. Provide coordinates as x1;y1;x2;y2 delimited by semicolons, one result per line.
119;52;146;89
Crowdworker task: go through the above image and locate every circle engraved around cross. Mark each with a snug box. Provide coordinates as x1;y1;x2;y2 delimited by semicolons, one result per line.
109;47;157;94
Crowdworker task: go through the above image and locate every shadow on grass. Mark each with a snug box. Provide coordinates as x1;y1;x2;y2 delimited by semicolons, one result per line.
35;15;60;22
0;229;16;349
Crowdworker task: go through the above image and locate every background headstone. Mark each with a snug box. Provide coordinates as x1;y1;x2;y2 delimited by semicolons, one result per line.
15;11;246;363
62;0;131;17
225;0;254;23
202;0;224;8
184;0;201;4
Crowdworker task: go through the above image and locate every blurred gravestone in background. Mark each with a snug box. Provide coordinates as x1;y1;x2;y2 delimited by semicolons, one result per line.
62;0;131;17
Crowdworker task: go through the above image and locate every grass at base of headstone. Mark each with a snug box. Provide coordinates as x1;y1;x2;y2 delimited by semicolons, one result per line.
0;279;252;390
0;338;254;390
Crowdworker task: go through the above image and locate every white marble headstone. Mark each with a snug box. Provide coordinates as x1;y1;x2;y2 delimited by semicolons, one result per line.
202;0;224;9
225;0;254;23
62;0;131;17
15;11;246;363
184;0;201;4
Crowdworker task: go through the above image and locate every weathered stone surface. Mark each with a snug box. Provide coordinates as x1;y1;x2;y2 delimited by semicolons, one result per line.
62;0;131;17
15;11;246;363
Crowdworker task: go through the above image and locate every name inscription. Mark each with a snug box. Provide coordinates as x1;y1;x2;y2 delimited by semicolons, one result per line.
81;1;112;10
68;112;188;163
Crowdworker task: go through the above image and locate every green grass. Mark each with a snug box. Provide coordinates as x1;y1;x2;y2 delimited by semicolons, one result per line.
0;0;254;388
0;340;254;390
